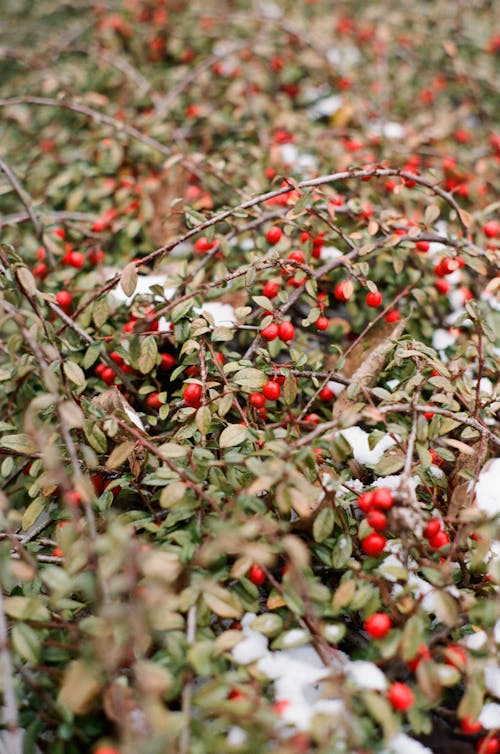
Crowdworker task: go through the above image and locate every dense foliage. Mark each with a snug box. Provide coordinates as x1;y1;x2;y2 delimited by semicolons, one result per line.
0;2;498;753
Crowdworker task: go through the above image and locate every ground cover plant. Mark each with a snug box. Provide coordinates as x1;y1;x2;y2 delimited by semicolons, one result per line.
0;1;499;753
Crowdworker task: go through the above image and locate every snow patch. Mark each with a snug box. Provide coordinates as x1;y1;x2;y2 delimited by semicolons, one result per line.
474;458;500;517
347;661;387;691
479;703;500;729
339;426;395;466
387;733;434;754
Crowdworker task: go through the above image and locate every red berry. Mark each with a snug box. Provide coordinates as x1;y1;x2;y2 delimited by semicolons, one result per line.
385;310;400;323
361;532;387;557
249;392;266;408
460;715;483;735
357;491;374;513
263;380;281;400
109;352;124;365
94;747;121;754
53;227;66;240
429;530;450;549
160;353;176;370
52;547;64;558
33;263;48;279
55;290;72;310
315;316;329;331
68;251;85;269
477;738;500;754
416;240;430;252
366;290;383;307
424;519;442;539
248;564;266;586
440;257;459;275
444;645;467;670
183;383;202;408
266;226;282;245
278;321;295;342
364;613;392;639
407;644;431;672
318;386;334;402
261;323;279;341
371;487;394;510
388;682;414;712
482;221;499;238
366;510;388;532
423;411;434;420
101;367;116;385
304;413;321;424
435;279;450;294
194;237;215;253
334;280;353;302
263;281;281;299
91;475;106;495
288;250;305;264
64;491;82;507
36;246;46;260
95;363;106;377
145;392;162;410
228;688;245;701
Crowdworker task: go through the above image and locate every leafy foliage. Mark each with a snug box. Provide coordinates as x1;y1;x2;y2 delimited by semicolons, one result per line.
0;2;499;754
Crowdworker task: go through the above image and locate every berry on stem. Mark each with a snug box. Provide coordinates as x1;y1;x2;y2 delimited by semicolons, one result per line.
364;613;392;639
361;532;387;557
261;323;279;341
388;682;414;712
366;290;383;307
183;383;202;408
266;226;282;244
278;321;295;342
263;380;281;400
248;564;266;585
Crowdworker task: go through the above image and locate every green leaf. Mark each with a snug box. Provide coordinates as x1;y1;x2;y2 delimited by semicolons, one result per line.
120;262;138;297
160;481;187;508
195;405;211;435
22;496;45;531
63;360;86;387
11;623;40;663
219;424;248;448
233;368;267;390
3;596;50;622
313;507;335;543
331;534;352;568
362;692;399;740
138;336;158;374
106;440;134;469
0;433;38;455
92;298;109;330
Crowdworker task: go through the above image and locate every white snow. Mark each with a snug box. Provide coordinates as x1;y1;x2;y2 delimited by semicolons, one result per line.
485;662;500;698
461;631;488;650
339;426;395;466
195;302;236;326
327;380;347;397
479;703;500;729
347;661;387;691
475;459;500;517
370;121;406;140
112;273;175;305
432;328;457;352
231;615;269;665
279;143;298;165
308;94;344;120
387;733;434;754
227;726;248;746
281;629;310;648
